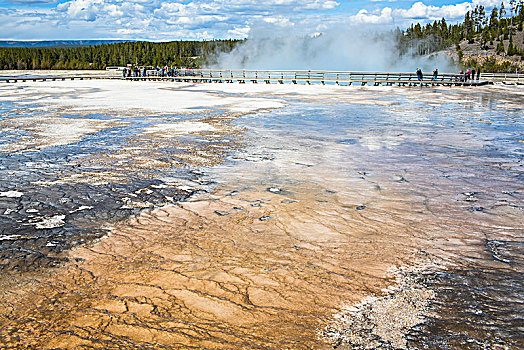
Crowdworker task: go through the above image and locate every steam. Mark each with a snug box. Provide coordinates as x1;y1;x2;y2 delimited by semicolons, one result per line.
209;23;457;73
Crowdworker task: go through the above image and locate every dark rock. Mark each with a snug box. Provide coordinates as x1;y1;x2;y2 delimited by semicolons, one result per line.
469;206;485;212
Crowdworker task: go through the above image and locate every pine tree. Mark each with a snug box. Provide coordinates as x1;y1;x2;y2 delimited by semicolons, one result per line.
465;11;475;43
490;7;499;27
508;35;515;55
496;41;505;54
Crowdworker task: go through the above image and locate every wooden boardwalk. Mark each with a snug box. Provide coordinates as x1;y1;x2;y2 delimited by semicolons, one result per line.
1;69;523;86
0;75;119;83
131;69;494;87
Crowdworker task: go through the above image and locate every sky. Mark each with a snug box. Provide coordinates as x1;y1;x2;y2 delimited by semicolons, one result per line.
0;0;506;41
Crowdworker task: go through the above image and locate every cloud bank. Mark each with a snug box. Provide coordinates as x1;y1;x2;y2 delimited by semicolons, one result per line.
0;0;505;40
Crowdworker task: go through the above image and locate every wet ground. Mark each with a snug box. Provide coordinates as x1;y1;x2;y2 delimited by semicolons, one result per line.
0;80;522;349
0;96;243;271
221;95;524;349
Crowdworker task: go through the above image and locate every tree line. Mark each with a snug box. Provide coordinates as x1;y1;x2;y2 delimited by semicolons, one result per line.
397;1;524;71
0;40;241;70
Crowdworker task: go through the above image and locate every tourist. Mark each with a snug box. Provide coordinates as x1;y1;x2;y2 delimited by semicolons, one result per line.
122;68;127;78
477;69;481;80
433;69;438;81
416;68;423;81
472;69;476;82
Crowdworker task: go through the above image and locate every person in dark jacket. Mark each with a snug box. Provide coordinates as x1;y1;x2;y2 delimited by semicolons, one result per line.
416;68;423;81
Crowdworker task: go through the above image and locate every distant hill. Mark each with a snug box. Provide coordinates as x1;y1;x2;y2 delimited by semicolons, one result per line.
0;40;132;48
398;3;524;72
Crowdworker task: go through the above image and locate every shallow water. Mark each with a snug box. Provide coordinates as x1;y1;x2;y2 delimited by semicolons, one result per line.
0;98;238;271
218;92;523;348
0;82;522;349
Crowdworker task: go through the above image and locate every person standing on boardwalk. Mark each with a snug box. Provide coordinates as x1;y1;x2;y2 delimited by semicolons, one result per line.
122;68;127;78
472;69;476;82
433;69;438;81
477;69;481;80
416;68;423;81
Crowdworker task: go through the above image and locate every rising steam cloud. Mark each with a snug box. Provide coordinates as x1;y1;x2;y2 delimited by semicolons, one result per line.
210;22;457;73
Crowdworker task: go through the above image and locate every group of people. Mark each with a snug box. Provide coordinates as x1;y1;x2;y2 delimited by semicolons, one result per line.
415;68;482;82
122;66;146;78
459;68;481;81
122;66;182;78
416;68;439;81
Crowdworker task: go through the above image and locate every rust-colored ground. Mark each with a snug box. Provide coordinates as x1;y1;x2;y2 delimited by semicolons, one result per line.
0;177;424;349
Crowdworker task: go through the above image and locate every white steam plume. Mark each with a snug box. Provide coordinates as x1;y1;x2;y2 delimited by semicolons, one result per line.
210;23;458;73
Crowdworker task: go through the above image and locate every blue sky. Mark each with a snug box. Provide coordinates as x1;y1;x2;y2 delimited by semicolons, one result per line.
0;0;505;40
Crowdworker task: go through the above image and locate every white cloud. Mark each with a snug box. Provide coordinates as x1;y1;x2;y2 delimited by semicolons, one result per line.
304;0;339;10
263;16;294;27
350;7;393;24
105;4;124;17
392;1;494;21
1;0;343;40
227;26;250;37
57;0;103;22
0;0;505;40
117;28;143;34
473;0;501;7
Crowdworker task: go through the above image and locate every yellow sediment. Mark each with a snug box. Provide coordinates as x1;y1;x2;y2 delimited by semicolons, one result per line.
0;178;422;349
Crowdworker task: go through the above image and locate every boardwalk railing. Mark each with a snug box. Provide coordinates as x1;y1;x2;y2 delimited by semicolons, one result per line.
0;75;120;83
1;70;523;86
177;69;464;85
479;72;524;82
127;69;496;86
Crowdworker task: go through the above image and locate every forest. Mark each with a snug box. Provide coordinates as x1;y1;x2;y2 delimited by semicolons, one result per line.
0;40;241;70
0;1;523;72
397;1;524;72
